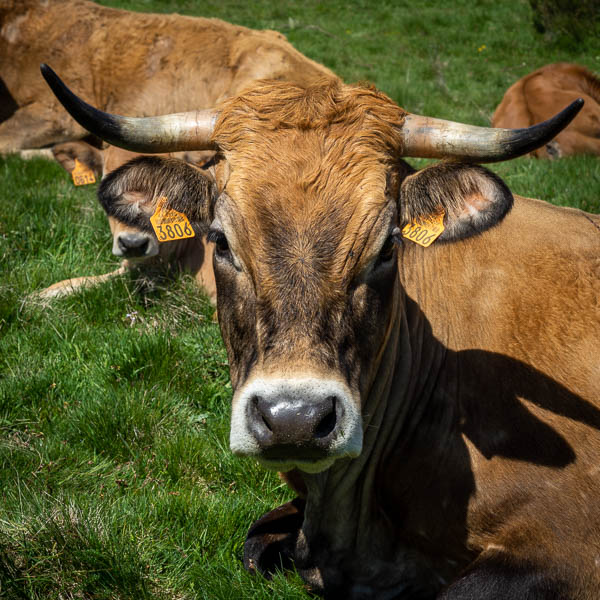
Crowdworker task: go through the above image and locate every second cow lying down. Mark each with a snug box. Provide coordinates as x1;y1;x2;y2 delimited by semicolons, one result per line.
24;0;338;301
492;62;600;158
36;144;217;302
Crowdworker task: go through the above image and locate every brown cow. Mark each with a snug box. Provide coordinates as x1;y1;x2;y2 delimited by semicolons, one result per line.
35;143;217;302
492;62;600;158
17;0;337;300
0;0;336;154
44;65;600;599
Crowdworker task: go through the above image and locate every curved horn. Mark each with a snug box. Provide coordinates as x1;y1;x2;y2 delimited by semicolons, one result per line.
401;99;584;162
41;64;218;152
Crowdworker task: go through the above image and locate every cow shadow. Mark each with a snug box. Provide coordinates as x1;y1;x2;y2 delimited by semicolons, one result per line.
398;292;600;467
453;348;598;466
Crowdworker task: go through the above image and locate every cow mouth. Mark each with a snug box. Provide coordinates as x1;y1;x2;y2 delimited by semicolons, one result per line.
257;455;338;474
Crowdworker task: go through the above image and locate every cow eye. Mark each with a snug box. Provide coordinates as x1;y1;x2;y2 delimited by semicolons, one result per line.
208;229;232;262
375;229;401;269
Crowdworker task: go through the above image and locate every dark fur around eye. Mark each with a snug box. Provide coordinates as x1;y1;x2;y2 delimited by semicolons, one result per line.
375;229;401;269
207;229;232;261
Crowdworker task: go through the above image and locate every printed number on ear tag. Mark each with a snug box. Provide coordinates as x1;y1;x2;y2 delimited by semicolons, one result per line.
150;196;195;242
402;210;445;247
71;159;96;186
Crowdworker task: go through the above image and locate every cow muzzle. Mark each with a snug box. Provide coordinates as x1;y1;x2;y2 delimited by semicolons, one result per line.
112;231;159;259
230;377;363;473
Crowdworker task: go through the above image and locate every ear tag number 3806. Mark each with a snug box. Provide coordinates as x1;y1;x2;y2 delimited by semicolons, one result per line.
401;210;445;247
150;196;195;242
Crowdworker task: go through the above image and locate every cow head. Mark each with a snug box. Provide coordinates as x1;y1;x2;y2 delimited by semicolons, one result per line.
42;64;583;473
52;140;215;262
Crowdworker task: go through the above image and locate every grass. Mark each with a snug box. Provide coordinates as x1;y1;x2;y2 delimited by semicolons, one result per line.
1;0;599;598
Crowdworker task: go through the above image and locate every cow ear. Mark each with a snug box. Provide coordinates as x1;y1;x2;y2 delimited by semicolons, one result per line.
399;162;513;243
98;155;217;235
52;141;103;177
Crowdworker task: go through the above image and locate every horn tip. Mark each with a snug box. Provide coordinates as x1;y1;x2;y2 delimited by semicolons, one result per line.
562;98;584;122
40;63;56;84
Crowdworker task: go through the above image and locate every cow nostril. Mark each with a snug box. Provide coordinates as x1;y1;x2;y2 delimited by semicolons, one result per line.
252;395;272;432
315;396;337;439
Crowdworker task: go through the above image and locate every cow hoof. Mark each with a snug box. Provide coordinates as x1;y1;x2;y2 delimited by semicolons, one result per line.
243;497;305;577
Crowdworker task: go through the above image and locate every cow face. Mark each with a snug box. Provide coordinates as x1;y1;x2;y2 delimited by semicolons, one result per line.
97;83;515;474
52;142;215;262
51;142;160;260
102;149;214;262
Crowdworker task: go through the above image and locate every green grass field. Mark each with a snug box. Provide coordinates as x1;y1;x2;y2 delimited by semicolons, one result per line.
1;1;599;598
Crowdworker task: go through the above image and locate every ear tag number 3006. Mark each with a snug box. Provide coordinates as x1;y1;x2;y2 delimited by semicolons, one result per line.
71;159;96;186
402;210;445;247
150;196;195;242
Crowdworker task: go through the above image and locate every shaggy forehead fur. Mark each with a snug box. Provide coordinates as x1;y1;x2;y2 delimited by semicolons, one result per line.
213;80;407;288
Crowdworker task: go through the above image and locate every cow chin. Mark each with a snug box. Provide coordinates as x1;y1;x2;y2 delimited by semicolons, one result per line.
229;376;363;471
257;456;337;474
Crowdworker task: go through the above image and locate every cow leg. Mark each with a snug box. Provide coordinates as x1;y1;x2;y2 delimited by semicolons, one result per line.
438;553;569;599
0;103;86;154
29;265;128;303
243;497;305;577
555;131;600;157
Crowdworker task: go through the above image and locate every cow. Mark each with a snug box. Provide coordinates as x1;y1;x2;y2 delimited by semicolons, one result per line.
42;63;600;599
14;0;337;301
35;143;217;302
0;0;336;154
492;62;600;158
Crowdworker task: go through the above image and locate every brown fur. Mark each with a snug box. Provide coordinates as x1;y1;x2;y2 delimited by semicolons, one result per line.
492;63;600;158
0;0;337;153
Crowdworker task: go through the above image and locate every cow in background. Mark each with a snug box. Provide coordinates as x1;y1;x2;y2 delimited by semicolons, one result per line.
13;0;337;300
492;63;600;158
34;144;217;302
0;0;337;154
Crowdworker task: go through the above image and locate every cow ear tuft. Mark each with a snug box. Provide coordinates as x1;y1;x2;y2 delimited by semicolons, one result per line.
98;156;217;234
399;162;513;243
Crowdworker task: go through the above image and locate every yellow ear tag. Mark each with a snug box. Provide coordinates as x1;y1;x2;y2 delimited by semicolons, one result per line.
402;210;445;247
71;159;96;186
150;196;195;242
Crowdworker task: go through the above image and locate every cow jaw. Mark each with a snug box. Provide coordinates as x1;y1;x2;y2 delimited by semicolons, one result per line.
230;375;363;473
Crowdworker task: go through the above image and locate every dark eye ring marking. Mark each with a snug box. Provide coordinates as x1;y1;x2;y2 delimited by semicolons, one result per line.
374;227;402;269
207;229;232;262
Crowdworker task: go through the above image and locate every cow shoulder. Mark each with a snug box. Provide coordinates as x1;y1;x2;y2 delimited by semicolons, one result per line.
98;155;217;233
400;161;513;243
